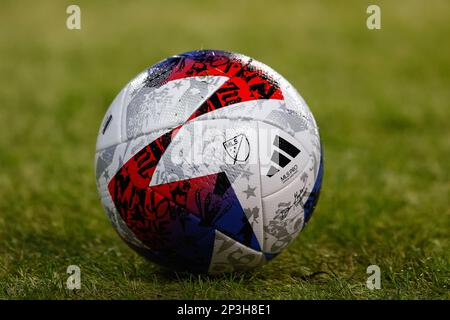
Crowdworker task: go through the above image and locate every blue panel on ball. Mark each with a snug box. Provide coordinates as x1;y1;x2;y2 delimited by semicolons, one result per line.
131;212;216;273
211;173;262;252
168;213;216;273
303;149;324;224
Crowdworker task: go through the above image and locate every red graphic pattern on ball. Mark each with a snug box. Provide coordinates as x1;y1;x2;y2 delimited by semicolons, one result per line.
107;50;284;271
165;51;283;119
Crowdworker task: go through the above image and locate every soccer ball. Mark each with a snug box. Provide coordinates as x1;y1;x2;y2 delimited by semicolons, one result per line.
95;50;323;273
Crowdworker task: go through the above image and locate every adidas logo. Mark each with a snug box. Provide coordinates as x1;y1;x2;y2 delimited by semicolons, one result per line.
266;135;301;177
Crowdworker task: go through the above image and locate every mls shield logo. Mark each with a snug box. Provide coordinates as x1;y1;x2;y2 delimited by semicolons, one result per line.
223;134;250;164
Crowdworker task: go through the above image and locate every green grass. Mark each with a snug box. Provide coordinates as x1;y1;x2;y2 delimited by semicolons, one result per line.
0;0;449;299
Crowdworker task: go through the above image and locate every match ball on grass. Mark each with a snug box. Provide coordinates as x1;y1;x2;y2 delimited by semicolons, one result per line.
95;50;323;273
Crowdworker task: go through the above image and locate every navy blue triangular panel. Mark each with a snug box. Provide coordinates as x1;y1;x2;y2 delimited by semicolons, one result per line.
211;173;261;252
168;213;216;272
135;211;216;273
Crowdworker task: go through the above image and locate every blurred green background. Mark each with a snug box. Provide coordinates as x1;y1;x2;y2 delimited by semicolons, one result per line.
0;0;448;299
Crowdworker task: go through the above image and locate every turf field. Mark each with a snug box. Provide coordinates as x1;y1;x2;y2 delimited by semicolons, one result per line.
0;0;448;299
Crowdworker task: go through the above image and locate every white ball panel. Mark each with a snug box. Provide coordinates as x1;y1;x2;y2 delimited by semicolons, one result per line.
208;230;266;274
96;84;128;151
257;121;311;197
125;76;228;141
261;156;317;254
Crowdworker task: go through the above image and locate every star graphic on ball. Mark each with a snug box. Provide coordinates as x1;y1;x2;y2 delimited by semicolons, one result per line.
243;185;257;199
